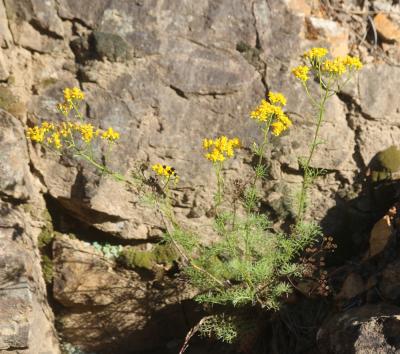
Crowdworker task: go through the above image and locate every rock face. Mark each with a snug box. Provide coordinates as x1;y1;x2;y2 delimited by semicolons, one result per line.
317;304;400;354
0;111;59;353
1;0;400;352
52;234;194;353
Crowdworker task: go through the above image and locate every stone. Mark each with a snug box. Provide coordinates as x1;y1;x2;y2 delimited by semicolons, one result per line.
0;51;9;81
374;13;400;42
285;0;312;16
358;64;400;123
317;304;400;353
380;259;400;301
92;31;132;62
0;202;60;354
336;272;365;300
52;234;194;352
57;0;111;28
0;110;34;200
8;21;62;53
306;16;349;56
4;0;64;38
0;0;12;47
367;214;393;258
357;123;400;167
0;259;31;351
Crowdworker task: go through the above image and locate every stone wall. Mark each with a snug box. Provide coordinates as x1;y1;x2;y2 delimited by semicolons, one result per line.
2;0;400;352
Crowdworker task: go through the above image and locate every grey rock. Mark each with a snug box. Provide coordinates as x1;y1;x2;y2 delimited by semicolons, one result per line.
57;0;111;28
359;64;400;123
4;0;64;38
0;202;60;354
380;259;400;301
0;110;33;201
317;304;400;353
0;257;31;351
0;0;12;47
53;234;193;352
92;31;132;62
0;52;9;81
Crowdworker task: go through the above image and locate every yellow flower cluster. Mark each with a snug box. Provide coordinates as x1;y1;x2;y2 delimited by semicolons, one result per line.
152;163;179;183
291;65;310;82
292;48;363;81
321;55;363;75
250;92;292;136
203;136;241;162
56;87;85;116
342;55;363;70
101;127;120;142
27;121;120;149
268;91;287;106
322;57;346;75
303;47;328;61
63;87;85;102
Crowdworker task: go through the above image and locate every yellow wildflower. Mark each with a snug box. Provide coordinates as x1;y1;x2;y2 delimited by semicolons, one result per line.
51;132;62;149
203;138;214;149
271;121;286;136
250;95;292;137
342;55;363;71
41;122;55;132
27;126;46;143
152;163;179;183
268;92;287;106
75;123;95;143
322;57;346;76
27;121;57;143
203;136;241;163
63;87;84;102
101;127;120;142
303;47;328;61
292;65;309;82
250;99;285;123
60;122;73;137
277;112;292;128
57;102;72;116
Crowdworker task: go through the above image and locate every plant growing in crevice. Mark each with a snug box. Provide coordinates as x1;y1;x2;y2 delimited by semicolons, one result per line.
26;47;362;350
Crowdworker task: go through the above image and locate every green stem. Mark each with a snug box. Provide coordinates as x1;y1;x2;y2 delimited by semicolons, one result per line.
214;161;224;210
296;78;331;224
253;116;273;185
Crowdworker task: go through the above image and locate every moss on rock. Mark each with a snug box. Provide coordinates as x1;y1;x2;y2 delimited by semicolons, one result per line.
41;255;54;284
370;145;400;182
120;244;178;271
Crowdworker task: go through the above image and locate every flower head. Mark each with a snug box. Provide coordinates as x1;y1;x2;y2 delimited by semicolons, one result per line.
101;127;120;142
203;136;241;163
27;126;47;143
271;121;286;136
292;65;309;82
322;57;346;76
63;87;84;102
57;102;72;116
75;123;95;143
250;93;292;136
303;47;328;62
268;92;287;106
152;163;179;183
342;55;363;71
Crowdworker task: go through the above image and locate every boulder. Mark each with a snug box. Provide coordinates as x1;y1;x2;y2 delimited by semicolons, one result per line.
52;234;195;352
317;304;400;353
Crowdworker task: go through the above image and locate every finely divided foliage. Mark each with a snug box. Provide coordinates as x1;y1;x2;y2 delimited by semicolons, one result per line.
27;48;362;345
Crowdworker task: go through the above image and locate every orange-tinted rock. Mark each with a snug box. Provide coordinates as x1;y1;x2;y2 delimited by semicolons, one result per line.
306;16;349;56
367;214;393;258
374;13;400;42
